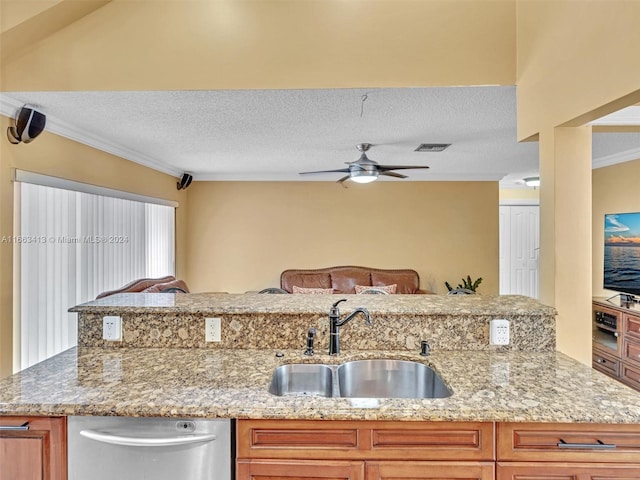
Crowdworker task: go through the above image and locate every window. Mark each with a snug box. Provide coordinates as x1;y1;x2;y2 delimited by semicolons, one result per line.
15;174;175;370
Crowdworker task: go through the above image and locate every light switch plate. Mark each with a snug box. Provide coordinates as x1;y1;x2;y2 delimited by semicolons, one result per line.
490;319;510;345
103;316;122;341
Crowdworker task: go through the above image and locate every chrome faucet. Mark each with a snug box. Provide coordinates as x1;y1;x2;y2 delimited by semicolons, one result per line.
329;298;372;355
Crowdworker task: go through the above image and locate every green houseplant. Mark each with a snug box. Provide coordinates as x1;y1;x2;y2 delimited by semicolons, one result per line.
445;275;483;294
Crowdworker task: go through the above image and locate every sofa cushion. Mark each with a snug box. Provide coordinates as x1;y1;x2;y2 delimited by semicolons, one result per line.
292;286;334;294
96;275;176;298
280;272;331;293
355;284;396;294
142;279;189;293
371;271;419;294
331;269;371;294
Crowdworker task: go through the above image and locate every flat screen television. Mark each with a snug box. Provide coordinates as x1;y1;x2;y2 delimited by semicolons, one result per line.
604;212;640;296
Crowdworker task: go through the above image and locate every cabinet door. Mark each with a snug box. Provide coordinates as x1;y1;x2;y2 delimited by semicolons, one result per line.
497;462;640;480
237;459;364;480
0;416;66;480
366;461;494;480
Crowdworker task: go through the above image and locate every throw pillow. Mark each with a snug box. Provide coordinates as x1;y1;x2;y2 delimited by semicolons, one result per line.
355;284;397;294
292;286;334;294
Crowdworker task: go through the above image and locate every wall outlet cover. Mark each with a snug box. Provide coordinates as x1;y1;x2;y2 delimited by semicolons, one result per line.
103;316;122;341
205;317;221;342
490;318;510;345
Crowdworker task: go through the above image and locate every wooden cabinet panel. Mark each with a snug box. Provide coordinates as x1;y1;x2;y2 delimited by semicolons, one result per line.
237;419;494;461
366;461;494;480
0;416;66;480
237;459;364;480
623;339;640;367
620;362;640;390
592;346;620;378
624;314;640;342
497;423;640;463
497;461;640;480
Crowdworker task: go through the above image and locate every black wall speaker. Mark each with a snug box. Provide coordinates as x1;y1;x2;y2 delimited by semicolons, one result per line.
177;173;193;190
7;106;46;144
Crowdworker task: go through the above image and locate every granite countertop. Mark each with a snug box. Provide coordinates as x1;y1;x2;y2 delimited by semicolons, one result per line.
2;347;640;423
69;292;557;316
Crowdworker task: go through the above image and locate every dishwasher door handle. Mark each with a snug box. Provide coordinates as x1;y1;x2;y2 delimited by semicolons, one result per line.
80;429;217;447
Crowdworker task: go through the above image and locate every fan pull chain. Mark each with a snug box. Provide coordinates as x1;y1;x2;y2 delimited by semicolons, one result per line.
360;93;368;117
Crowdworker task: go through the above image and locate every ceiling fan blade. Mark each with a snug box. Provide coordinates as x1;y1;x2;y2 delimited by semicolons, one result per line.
299;168;350;175
380;171;408;179
377;165;430;172
336;175;350;183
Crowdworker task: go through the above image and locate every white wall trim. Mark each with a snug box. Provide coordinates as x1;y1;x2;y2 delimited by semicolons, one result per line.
593;146;640;169
13;169;179;208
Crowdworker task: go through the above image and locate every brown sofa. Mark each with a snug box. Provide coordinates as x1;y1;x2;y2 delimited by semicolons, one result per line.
96;276;189;299
280;266;431;294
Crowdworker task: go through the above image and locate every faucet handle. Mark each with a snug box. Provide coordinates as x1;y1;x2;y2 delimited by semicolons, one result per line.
330;298;348;316
332;298;348;309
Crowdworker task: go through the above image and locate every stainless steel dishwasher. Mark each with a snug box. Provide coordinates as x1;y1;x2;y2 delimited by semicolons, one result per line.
68;416;232;480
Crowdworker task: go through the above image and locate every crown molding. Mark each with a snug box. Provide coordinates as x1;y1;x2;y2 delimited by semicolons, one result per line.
1;94;182;178
593;146;640;169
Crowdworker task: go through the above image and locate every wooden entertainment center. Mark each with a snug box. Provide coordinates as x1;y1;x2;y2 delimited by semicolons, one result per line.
593;297;640;392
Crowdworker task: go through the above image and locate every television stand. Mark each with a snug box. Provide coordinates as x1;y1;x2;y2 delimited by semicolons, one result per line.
606;292;638;304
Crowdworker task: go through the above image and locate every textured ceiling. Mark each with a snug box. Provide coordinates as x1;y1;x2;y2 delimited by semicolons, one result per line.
2;87;638;187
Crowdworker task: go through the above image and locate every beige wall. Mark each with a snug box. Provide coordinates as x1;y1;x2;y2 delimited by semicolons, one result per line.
593;158;640;297
1;0;515;91
499;187;539;203
0;115;187;377
515;0;640;364
516;0;640;140
185;181;499;295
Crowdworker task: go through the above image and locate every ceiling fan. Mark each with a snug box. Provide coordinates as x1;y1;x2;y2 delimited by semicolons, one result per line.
299;143;430;184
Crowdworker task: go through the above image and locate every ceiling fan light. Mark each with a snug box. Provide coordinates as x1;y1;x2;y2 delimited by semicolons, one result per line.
350;170;378;183
523;176;540;188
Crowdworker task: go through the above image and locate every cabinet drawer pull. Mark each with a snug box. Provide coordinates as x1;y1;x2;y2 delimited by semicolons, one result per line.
597;358;607;363
0;422;29;431
557;439;616;449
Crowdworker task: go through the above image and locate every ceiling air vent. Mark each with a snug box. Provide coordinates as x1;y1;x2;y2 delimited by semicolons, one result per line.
414;143;451;152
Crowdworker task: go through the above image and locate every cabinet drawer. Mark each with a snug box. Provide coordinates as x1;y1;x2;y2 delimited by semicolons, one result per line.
497;462;640;480
497;422;640;463
366;461;494;480
620;362;640;392
625;314;640;342
237;420;494;461
592;348;620;377
623;339;640;366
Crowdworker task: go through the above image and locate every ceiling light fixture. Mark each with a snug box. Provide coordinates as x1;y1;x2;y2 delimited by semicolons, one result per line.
523;176;540;188
349;169;379;183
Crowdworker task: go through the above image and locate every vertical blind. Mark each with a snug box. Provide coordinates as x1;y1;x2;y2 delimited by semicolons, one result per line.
19;182;175;370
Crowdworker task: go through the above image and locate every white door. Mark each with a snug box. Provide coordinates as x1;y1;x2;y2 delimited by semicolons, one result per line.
499;205;539;298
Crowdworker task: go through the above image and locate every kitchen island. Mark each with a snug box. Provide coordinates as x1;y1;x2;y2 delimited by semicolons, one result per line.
4;293;640;480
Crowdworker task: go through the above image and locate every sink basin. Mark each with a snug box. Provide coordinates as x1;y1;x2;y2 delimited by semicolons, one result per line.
268;364;333;397
337;359;452;399
269;359;451;399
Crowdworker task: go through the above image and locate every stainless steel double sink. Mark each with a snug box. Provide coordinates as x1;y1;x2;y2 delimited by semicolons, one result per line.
268;359;452;399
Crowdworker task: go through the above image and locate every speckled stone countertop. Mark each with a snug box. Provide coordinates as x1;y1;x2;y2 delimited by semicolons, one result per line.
70;292;556;316
2;347;640;423
72;293;557;352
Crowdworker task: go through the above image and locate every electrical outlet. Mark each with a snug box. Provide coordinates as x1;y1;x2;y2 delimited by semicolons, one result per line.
490;319;510;345
205;317;221;342
103;316;122;341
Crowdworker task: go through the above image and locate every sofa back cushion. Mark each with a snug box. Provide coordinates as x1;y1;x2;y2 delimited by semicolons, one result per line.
371;271;419;294
281;266;421;294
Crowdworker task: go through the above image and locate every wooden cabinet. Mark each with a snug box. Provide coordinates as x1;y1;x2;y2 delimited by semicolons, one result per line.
237;419;495;480
497;462;640;479
497;422;640;479
0;416;66;480
592;299;640;392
